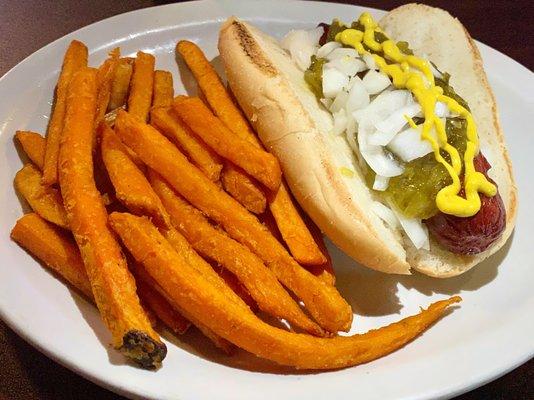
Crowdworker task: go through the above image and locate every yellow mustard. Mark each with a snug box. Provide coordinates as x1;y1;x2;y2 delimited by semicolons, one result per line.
335;12;496;217
340;167;355;178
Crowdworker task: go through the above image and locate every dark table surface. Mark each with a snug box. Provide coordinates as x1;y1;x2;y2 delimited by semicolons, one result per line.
0;1;532;399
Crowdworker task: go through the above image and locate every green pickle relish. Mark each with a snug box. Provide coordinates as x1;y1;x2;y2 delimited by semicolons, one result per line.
306;19;470;220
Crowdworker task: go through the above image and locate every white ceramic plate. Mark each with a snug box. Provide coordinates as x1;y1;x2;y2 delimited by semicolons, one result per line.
0;1;532;399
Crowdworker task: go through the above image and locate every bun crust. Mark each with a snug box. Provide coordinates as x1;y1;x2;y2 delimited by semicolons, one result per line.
218;4;517;277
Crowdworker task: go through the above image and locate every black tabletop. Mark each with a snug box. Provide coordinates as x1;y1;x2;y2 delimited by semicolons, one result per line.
0;1;532;399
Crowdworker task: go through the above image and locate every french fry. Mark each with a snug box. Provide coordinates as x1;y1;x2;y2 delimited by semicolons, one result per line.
11;213;191;337
108;59;133;111
152;70;174;108
176;40;257;145
99;130;246;310
260;207;331;285
104;105;125;126
214;265;257;312
150;171;325;336
133;267;191;335
114;111;351;333
162;226;250;311
269;182;327;265
150;107;223;182
15;131;46;171
182;310;235;355
302;215;335;285
58;68;165;368
15;164;69;229
261;206;334;285
99;126;244;310
174;97;281;191
220;164;266;214
11;213;92;298
42;40;88;186
114;215;235;354
176;42;325;263
127;51;155;121
109;210;461;369
176;41;268;213
95;48;120;124
100;123;170;228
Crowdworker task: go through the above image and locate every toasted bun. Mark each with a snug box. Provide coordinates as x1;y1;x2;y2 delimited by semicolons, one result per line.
218;4;517;277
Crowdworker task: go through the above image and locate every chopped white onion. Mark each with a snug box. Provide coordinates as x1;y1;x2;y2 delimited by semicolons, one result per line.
362;70;391;95
326;57;366;77
353;90;411;125
280;29;320;71
370;103;422;146
326;47;360;61
345;112;357;136
373;175;390;191
363;53;377;70
346;128;359;154
372;201;399;229
345;77;370;113
387;127;433;162
332;109;348;136
434;101;449;118
392;206;430;250
357;117;404;177
330;89;349;113
322;67;349;98
316;41;342;58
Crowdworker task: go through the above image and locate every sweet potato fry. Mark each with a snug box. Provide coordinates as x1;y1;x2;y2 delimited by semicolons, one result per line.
100;123;170;228
113;215;235;354
95;48;120;124
150;107;223;181
11;213;92;298
152;70;174;108
177;41;326;264
174;97;281;191
150;171;324;336
100;133;242;310
269;182;327;265
58;68;165;368
259;207;330;285
42;40;88;186
127;51;155;121
162;226;249;311
302;215;335;285
133;268;191;335
15;164;69;229
15;131;46;171
215;265;257;312
220;164;266;214
11;213;189;336
176;41;267;213
176;40;257;144
108;59;133;111
109;210;461;369
114;111;351;333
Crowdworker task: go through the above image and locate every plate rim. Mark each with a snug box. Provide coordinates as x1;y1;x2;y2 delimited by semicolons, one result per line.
0;1;532;400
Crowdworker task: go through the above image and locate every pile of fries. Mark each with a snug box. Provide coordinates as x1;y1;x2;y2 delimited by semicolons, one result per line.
11;39;459;369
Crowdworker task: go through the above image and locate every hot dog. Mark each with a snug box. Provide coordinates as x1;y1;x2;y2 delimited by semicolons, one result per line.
218;4;517;277
426;153;506;255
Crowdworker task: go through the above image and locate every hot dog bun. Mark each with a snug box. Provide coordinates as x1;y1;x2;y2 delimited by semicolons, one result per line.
218;4;517;277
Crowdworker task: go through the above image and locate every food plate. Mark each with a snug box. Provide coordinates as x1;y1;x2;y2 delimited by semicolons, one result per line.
0;0;532;399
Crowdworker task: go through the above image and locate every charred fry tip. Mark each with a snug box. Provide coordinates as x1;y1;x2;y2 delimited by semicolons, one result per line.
121;330;167;369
